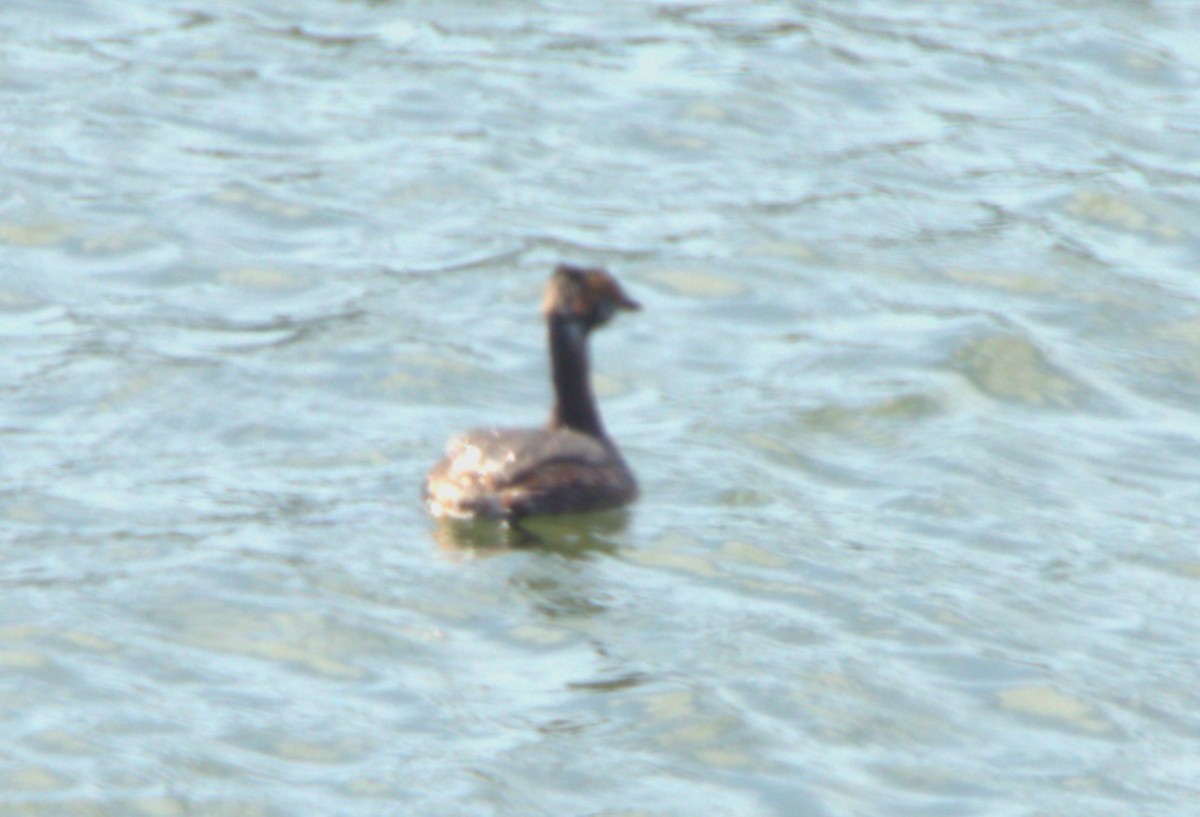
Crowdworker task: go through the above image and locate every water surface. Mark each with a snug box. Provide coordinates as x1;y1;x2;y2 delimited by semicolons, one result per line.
3;1;1200;815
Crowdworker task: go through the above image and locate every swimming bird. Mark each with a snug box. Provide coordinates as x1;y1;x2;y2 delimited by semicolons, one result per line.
424;264;640;520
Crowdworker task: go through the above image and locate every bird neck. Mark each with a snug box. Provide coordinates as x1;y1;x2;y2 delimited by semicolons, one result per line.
547;315;606;439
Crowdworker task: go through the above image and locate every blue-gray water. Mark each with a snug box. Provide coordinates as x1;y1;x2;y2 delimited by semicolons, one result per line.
3;1;1200;815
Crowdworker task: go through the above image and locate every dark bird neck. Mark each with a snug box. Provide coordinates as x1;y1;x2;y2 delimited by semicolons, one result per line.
547;315;607;440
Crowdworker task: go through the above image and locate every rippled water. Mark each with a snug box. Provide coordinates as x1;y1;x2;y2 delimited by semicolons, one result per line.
4;1;1200;814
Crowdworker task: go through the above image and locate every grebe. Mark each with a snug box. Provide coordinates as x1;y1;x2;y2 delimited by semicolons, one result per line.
424;264;640;520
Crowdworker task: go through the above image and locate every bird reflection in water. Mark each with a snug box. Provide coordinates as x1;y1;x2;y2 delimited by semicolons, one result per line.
429;509;631;559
